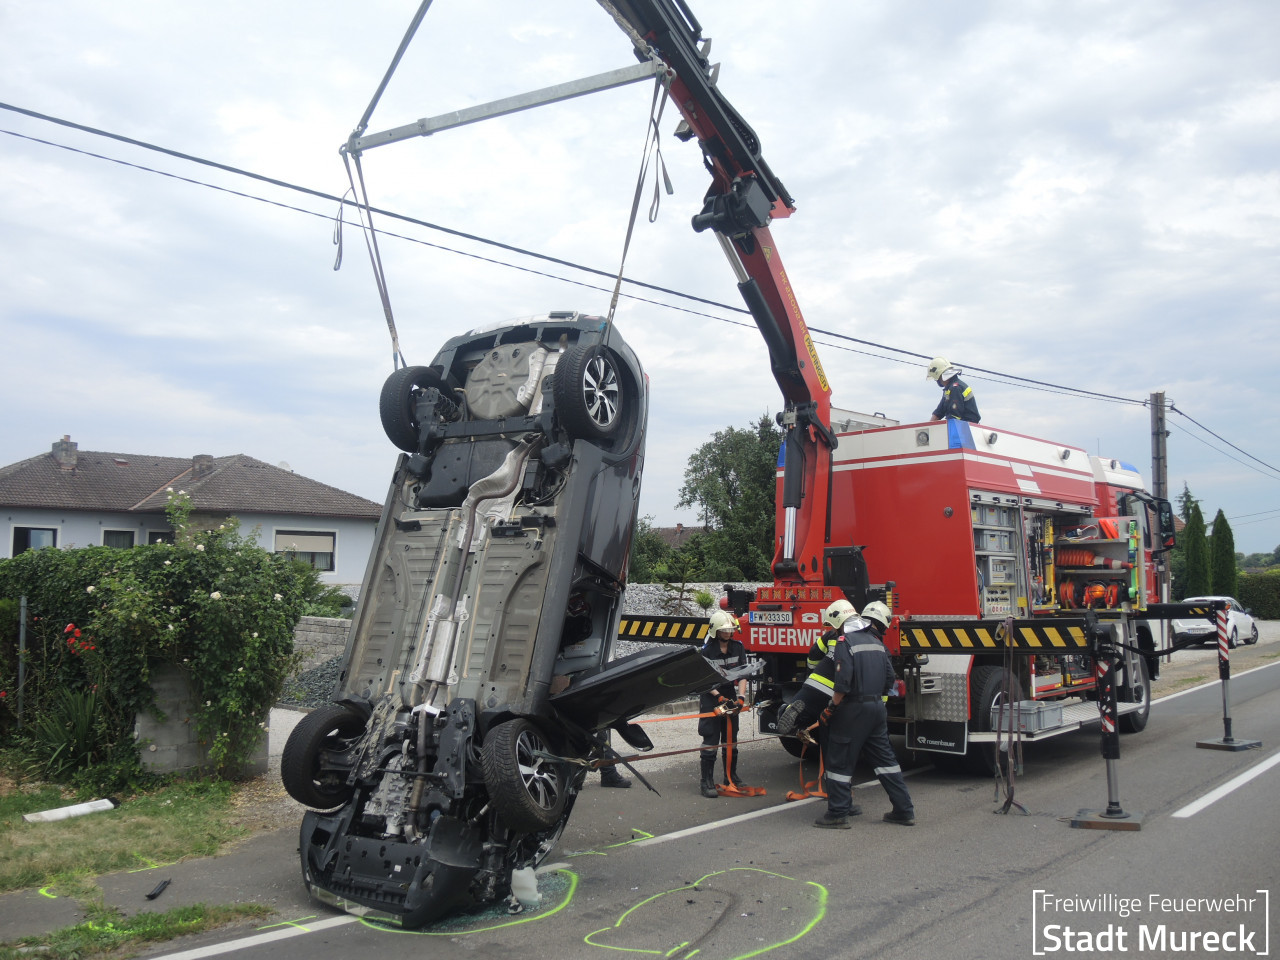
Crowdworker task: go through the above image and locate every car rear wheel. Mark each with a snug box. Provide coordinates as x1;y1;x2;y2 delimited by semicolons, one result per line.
281;704;366;809
481;719;567;833
379;365;450;452
553;344;624;441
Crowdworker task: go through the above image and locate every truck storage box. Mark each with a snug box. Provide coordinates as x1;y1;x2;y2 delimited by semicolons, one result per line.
991;700;1064;734
978;529;1013;552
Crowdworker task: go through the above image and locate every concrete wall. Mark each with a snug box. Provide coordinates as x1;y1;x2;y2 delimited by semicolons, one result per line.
292;616;350;672
135;662;267;778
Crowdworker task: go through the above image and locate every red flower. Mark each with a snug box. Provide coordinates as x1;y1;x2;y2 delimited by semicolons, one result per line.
64;624;75;634
0;691;7;698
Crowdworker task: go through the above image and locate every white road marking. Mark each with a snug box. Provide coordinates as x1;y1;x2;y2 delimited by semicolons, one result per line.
143;915;359;960
1171;750;1280;818
632;766;929;846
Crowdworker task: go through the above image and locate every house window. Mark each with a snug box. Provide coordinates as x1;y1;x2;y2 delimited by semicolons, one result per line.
103;530;136;549
148;531;175;544
13;527;57;554
274;530;336;572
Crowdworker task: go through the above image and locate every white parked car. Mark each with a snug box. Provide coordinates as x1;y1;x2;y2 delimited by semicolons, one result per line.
1172;596;1259;649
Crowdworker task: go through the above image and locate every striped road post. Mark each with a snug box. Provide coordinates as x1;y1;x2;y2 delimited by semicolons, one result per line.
1197;603;1261;752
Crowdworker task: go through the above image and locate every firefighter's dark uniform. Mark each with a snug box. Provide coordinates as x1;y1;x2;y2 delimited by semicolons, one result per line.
698;636;748;791
931;376;980;423
775;630;840;740
824;623;915;821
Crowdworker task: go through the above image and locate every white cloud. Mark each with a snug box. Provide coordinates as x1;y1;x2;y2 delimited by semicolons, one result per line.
1;0;1277;550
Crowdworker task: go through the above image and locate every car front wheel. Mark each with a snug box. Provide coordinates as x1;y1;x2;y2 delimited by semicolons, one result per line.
481;719;568;833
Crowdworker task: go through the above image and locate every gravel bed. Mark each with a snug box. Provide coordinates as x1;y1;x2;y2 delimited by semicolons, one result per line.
278;582;765;710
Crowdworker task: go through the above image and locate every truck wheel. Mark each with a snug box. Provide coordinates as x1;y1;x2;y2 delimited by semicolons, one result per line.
379;365;449;452
481;719;567;833
967;665;1023;778
1118;655;1150;733
553;344;624;441
780;736;813;759
281;704;365;809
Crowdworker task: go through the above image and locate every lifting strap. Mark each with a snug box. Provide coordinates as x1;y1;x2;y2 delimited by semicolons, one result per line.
603;77;672;337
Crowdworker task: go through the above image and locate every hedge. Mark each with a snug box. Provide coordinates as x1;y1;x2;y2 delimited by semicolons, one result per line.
1238;571;1280;621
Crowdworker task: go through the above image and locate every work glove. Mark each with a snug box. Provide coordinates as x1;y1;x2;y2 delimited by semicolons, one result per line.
818;704;835;728
714;695;731;716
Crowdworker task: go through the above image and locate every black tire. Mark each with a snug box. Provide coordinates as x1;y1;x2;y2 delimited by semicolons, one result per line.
929;752;969;774
379;365;448;452
481;719;567;833
779;736;814;759
1229;628;1238;650
281;704;365;809
966;665;1023;777
553;344;624;441
1117;654;1150;734
1248;624;1259;645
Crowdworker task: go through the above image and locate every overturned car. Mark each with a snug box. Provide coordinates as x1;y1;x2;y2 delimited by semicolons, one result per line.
281;312;718;926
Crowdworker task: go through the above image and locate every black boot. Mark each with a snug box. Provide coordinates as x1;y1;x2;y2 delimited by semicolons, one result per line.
600;766;632;788
699;753;718;798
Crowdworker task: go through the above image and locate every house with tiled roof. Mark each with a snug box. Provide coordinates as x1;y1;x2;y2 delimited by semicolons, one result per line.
0;436;382;585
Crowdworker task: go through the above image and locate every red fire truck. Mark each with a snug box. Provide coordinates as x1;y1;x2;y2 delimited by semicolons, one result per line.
604;0;1183;775
740;412;1180;773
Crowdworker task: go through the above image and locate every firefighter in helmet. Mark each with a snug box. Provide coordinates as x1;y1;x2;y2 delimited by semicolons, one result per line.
697;608;750;798
813;599;916;828
926;357;980;423
775;598;857;759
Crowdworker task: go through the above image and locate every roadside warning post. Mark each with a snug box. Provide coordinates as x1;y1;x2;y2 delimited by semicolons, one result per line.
1197;603;1261;752
1071;620;1144;831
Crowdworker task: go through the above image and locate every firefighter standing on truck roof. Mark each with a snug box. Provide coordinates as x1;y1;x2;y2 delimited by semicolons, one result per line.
926;356;980;423
698;610;749;798
814;600;917;829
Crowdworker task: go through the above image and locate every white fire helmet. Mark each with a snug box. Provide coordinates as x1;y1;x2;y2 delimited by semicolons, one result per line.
822;599;856;631
925;357;959;382
860;600;892;631
709;609;737;636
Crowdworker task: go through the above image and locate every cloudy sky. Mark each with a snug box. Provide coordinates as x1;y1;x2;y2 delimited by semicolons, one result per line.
2;0;1277;552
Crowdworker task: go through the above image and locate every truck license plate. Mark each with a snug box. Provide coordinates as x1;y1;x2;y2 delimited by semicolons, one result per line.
750;610;793;625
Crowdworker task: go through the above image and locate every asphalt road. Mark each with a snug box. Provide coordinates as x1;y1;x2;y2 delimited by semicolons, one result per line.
49;628;1280;960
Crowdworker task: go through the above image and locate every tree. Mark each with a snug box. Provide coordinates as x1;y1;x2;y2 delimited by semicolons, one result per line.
626;516;672;584
676;414;782;582
1178;502;1210;599
1176;483;1200;522
1209;509;1238;598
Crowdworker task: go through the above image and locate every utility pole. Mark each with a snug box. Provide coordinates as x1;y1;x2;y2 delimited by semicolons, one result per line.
1150;391;1168;502
1150;391;1170;601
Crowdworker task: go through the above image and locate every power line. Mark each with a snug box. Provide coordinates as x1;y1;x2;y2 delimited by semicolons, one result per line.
1166;421;1280;483
4;100;1277;480
1168;403;1280;476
